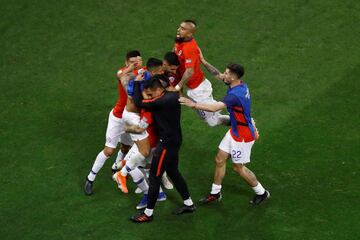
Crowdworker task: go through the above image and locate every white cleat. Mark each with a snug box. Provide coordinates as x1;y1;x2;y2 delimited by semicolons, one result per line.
161;175;174;190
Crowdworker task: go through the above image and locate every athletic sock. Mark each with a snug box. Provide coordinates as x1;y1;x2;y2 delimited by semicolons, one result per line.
112;150;125;170
184;198;193;206
144;208;153;217
130;168;149;194
210;183;222;194
87;151;109;182
120;152;146;177
252;182;265;195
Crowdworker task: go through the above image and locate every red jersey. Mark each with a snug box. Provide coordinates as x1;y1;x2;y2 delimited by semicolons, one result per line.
167;72;180;87
112;67;146;118
140;110;158;148
174;38;204;89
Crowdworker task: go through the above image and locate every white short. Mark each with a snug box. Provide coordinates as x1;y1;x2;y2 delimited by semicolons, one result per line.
187;78;224;126
105;110;133;148
218;130;255;164
122;108;149;141
124;144;153;168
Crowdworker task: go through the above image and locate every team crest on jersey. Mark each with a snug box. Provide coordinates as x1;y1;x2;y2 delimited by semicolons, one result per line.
177;50;182;56
169;76;175;83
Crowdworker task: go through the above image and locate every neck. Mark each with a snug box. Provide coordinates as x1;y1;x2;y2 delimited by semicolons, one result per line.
230;79;242;88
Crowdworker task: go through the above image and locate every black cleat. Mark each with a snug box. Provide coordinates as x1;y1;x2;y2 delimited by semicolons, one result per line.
199;193;222;204
173;204;196;215
250;190;270;205
130;213;153;223
84;178;94;196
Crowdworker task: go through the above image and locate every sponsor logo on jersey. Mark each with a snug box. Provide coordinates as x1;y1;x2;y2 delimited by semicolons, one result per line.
185;59;192;63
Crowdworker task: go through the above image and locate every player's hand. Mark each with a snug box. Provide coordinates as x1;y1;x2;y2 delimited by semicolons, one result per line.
179;97;196;108
251;118;260;140
136;56;143;67
135;73;143;81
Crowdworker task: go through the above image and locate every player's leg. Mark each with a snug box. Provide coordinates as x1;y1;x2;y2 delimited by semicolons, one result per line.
111;132;133;173
130;144;166;223
164;145;195;215
199;131;231;204
118;110;150;193
187;79;229;127
231;140;270;205
84;111;122;195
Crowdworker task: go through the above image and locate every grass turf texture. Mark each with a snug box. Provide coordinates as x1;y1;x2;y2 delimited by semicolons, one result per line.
1;0;359;239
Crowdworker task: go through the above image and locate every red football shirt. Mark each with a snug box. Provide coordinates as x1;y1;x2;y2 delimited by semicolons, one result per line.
112;67;145;118
174;38;204;89
140;109;158;148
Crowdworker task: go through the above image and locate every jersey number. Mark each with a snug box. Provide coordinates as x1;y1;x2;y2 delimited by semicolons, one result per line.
232;150;242;159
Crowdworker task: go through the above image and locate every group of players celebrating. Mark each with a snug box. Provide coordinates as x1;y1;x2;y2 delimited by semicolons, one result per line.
84;20;270;223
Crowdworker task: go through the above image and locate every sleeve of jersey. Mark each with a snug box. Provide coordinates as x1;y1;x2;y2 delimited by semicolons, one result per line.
222;94;237;107
183;45;197;68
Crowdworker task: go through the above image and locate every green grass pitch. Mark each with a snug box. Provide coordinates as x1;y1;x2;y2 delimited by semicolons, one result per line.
1;0;359;239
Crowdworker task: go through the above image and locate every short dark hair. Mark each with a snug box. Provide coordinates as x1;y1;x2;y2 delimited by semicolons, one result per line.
126;50;141;60
143;75;166;90
164;52;180;66
227;63;244;79
146;58;163;70
183;19;197;26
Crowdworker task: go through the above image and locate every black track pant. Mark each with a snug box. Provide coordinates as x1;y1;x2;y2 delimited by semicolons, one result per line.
147;141;190;209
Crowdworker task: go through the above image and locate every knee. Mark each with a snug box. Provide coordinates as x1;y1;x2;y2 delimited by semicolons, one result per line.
103;147;115;157
214;155;226;167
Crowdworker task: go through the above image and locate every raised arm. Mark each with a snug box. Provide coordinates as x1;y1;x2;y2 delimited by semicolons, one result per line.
198;48;224;81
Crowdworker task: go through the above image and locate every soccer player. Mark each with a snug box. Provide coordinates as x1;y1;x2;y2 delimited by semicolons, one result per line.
130;75;195;223
173;20;230;127
83;50;142;195
163;51;180;88
179;63;270;205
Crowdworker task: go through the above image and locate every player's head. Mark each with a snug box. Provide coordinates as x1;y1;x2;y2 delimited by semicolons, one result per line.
163;52;180;74
176;19;197;42
125;50;142;69
143;75;166;98
146;58;164;76
223;63;245;85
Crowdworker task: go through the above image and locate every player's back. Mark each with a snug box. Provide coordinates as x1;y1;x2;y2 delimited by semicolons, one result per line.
226;83;255;142
147;91;182;144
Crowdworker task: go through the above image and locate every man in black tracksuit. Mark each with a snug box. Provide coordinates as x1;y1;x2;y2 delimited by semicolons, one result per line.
130;75;195;223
